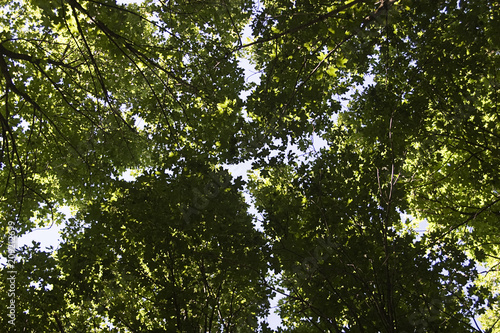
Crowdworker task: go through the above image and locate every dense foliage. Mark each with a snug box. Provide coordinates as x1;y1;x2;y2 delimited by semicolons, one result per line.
1;0;499;331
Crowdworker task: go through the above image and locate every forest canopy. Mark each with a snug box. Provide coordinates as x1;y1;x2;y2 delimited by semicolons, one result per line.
0;0;499;331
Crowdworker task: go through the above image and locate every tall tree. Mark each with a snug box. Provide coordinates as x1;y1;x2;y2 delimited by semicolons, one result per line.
246;0;499;330
1;0;499;332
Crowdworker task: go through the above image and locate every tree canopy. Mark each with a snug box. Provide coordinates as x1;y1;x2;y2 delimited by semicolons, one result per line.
1;0;499;332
